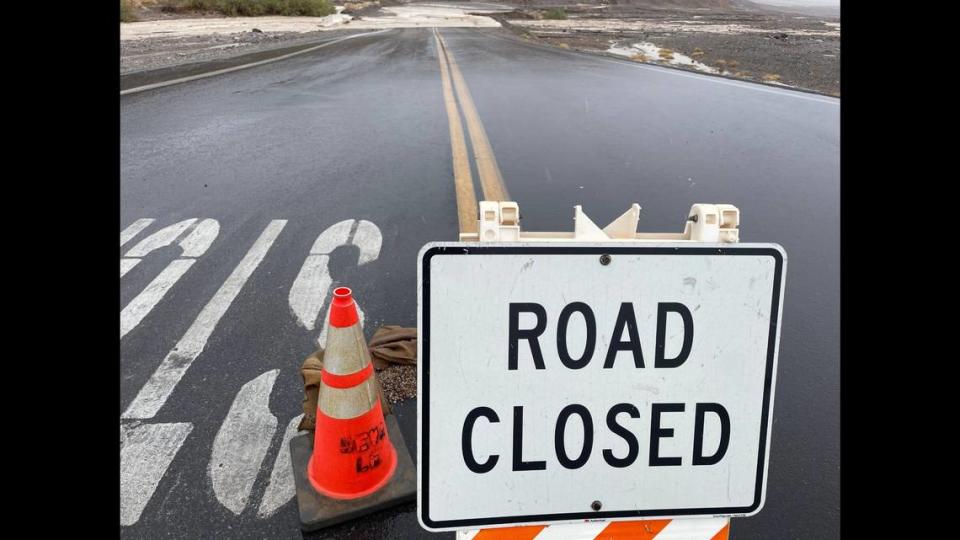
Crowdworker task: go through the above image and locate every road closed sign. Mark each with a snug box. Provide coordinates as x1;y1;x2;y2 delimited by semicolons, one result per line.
417;243;786;531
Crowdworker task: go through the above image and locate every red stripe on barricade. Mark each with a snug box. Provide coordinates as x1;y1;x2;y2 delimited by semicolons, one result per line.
710;523;730;540
473;525;547;540
597;519;671;539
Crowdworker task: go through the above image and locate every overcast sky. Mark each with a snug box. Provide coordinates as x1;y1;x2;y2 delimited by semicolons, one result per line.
751;0;839;6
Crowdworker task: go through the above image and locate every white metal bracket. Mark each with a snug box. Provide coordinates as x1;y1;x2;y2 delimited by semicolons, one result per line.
461;201;739;243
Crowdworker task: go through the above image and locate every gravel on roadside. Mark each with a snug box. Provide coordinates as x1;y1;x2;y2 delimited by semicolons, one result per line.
121;28;367;74
377;365;417;404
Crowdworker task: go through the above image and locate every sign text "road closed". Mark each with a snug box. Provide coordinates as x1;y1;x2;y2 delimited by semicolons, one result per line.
461;301;731;473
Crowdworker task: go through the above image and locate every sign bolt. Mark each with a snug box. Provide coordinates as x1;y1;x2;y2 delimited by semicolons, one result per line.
599;254;611;266
591;500;602;511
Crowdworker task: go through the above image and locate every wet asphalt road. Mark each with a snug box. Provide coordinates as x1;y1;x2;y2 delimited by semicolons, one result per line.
121;27;839;539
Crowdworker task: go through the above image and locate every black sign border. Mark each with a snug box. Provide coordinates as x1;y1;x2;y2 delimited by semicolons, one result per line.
420;245;785;530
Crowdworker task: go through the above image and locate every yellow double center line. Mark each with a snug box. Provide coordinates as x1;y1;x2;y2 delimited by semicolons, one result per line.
434;29;510;235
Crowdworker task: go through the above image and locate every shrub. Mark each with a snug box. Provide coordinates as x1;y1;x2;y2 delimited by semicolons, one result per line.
543;8;567;20
121;0;139;22
164;0;335;16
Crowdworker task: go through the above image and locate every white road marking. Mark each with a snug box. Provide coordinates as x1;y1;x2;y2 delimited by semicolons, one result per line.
120;258;141;278
179;218;220;257
120;218;220;338
257;414;304;518
121;259;196;339
121;218;155;247
289;220;353;330
125;218;197;257
309;219;354;254
289;219;382;339
122;220;287;419
353;219;383;265
654;517;728;539
120;422;193;526
210;370;279;515
289;255;333;331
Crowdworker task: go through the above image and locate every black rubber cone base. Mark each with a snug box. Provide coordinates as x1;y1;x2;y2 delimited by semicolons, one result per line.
290;414;416;532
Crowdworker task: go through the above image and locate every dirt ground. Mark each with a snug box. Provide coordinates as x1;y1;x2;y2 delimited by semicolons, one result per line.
120;2;504;74
492;4;840;96
120;28;365;73
120;1;839;96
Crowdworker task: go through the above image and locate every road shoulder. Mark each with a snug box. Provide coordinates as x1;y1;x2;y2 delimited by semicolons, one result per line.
120;30;373;93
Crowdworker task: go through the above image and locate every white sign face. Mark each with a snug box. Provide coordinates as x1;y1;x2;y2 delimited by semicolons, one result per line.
417;243;786;531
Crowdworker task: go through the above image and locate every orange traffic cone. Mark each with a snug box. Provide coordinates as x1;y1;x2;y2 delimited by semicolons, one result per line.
307;287;398;499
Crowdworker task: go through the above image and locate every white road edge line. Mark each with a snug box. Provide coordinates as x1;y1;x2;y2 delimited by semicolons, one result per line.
122;220;287;419
120;218;155;247
120;30;389;96
593;55;840;105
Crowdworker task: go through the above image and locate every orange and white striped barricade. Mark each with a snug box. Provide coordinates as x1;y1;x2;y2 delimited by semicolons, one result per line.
417;202;780;538
456;517;730;540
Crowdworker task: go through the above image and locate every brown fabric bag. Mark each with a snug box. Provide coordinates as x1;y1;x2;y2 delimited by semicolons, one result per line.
368;325;417;369
297;349;325;431
297;326;417;431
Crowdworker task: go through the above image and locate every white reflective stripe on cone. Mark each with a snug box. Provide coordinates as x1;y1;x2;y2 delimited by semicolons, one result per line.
318;307;380;420
318;376;379;420
323;321;371;375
